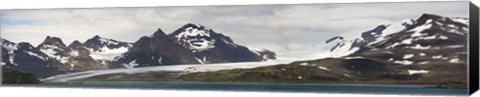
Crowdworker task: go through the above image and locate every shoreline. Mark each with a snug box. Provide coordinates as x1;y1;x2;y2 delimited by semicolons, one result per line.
50;81;439;88
5;81;467;96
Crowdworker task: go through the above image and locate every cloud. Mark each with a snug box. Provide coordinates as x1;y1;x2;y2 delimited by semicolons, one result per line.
0;1;469;52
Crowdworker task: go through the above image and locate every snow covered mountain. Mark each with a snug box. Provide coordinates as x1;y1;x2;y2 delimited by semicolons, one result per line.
113;23;276;68
362;14;468;51
37;36;108;71
2;39;67;78
356;14;468;65
83;35;132;62
341;13;469;82
170;23;216;52
36;36;71;64
168;23;276;63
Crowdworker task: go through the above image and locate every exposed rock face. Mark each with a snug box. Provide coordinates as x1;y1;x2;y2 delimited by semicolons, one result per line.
112;28;201;68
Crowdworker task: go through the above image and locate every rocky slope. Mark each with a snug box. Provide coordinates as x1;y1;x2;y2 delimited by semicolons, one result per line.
112;28;201;68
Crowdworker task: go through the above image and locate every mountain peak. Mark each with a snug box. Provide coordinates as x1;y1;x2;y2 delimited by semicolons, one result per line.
169;23;215;52
17;42;35;50
151;28;167;37
416;13;443;23
40;36;66;47
72;40;82;44
92;35;101;39
45;36;62;41
68;40;83;48
181;23;205;29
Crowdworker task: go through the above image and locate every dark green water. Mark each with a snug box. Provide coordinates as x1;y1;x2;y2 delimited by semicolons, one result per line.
23;82;468;95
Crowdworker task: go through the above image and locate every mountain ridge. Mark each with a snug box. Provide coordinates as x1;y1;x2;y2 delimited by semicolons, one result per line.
2;23;277;78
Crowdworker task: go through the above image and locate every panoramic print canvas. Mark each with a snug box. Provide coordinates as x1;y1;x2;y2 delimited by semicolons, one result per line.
0;1;475;96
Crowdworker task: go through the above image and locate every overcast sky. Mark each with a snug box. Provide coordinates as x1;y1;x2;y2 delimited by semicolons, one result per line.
0;1;469;52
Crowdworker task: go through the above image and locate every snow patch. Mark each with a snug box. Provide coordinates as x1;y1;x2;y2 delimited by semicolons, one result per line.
3;43;18;51
403;54;415;59
447;24;455;28
26;51;47;61
317;66;330;71
439;36;448;39
418;61;429;65
408;70;429;75
388;58;394;62
158;56;163;64
434;21;444;26
432;55;443;59
69;51;79;57
9;56;16;66
394;60;414;65
123;60;139;68
189;39;215;52
248;47;274;61
409;44;431;50
449;58;461;63
297;76;303;79
390;38;413;48
444;45;464;48
411;32;428;37
451;18;469;25
195;57;205;64
408;20;432;36
248;47;266;56
89;46;129;61
299;62;309;66
39;47;69;64
174;26;216;52
419;53;426;56
343;56;364;59
416;35;436;40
